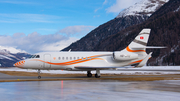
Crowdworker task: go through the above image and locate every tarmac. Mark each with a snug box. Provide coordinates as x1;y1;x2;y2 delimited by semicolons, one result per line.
0;80;180;101
1;68;180;101
0;71;180;82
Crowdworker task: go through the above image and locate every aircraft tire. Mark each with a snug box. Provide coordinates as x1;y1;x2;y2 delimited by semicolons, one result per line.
38;76;41;79
95;74;100;78
87;73;92;77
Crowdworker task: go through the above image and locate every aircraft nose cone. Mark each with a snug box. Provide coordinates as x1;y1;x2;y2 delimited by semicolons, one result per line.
14;60;25;69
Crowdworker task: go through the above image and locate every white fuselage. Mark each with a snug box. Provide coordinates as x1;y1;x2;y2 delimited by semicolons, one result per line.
14;29;153;78
14;51;146;71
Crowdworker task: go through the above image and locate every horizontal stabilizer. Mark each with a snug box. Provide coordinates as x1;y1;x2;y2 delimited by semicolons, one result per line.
131;46;166;50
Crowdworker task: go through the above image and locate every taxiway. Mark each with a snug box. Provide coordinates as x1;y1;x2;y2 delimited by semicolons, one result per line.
0;71;180;82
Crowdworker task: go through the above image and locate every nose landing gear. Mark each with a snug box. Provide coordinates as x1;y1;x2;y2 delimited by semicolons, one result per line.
38;69;41;79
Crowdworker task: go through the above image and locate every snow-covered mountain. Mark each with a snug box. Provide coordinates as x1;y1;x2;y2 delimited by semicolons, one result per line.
63;0;168;51
116;0;169;18
0;46;26;54
0;46;30;67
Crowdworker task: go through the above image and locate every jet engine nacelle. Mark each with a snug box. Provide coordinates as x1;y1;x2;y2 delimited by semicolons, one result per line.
113;52;138;61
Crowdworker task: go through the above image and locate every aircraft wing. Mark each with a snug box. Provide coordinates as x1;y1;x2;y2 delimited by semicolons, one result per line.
75;66;180;72
116;68;180;72
75;66;133;70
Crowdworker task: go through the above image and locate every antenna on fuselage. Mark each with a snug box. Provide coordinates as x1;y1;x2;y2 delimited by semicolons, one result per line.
68;49;71;52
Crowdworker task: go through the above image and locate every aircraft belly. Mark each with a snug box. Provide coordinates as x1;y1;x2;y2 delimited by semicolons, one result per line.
49;65;73;70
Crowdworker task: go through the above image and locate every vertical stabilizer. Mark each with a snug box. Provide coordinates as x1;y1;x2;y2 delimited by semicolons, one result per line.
125;29;151;53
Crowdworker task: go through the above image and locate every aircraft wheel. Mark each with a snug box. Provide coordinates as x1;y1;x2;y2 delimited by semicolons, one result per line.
87;71;92;77
95;74;100;78
87;73;92;77
38;76;41;79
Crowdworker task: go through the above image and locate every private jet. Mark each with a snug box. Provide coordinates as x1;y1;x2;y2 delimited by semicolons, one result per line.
14;29;161;78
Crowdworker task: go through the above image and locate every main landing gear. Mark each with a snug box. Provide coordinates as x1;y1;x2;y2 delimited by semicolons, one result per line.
38;69;41;79
95;69;101;78
87;71;92;77
87;70;101;78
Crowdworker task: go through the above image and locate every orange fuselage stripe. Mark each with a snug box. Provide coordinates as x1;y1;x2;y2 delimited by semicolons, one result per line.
31;55;106;66
129;59;143;64
32;58;104;66
126;46;145;52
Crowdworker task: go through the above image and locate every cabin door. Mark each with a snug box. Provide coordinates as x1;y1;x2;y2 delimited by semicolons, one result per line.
44;54;51;68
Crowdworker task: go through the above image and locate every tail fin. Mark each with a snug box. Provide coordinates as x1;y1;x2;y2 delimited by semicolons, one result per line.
125;29;151;53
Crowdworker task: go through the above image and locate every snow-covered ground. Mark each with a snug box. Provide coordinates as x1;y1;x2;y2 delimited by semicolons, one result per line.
0;66;180;75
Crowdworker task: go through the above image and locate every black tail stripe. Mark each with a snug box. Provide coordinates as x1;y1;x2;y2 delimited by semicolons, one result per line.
138;32;149;36
133;39;147;46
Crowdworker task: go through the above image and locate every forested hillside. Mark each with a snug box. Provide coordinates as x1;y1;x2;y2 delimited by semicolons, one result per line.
94;0;180;65
63;0;180;66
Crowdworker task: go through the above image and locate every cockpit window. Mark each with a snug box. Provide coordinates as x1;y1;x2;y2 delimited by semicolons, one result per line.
29;55;33;58
29;55;35;58
32;55;36;58
29;55;40;58
36;55;40;58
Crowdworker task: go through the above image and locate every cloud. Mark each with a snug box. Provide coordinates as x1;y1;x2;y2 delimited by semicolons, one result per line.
94;0;108;13
0;32;78;54
0;13;61;23
106;0;141;13
0;0;38;5
94;8;101;13
40;37;78;52
0;25;95;54
103;0;108;5
58;25;95;37
36;28;57;32
93;15;100;18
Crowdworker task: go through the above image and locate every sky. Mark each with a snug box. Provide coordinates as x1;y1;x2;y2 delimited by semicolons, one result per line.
0;0;141;54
